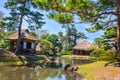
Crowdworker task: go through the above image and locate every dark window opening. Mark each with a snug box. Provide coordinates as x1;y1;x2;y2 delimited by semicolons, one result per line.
27;42;31;49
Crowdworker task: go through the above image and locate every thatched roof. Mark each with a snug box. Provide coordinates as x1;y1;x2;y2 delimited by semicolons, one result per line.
6;29;38;42
73;40;96;50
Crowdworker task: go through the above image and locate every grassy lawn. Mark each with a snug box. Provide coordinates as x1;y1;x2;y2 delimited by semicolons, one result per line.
78;61;108;80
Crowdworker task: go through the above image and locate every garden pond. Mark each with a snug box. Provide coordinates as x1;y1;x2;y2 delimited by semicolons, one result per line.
0;57;91;80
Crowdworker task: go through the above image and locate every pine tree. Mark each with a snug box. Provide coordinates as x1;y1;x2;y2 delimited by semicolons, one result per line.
4;0;45;54
33;0;120;54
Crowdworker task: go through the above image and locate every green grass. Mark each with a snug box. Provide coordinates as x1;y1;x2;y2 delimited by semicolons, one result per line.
0;61;25;66
0;54;48;66
78;61;108;80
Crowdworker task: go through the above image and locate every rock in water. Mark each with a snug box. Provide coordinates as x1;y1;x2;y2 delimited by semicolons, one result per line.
64;64;79;72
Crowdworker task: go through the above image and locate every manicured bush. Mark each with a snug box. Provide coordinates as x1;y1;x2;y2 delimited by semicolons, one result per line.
60;50;72;55
90;48;105;58
90;49;117;61
98;50;117;61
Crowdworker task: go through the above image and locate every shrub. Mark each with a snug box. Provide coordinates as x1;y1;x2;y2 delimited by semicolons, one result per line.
60;50;72;55
0;55;20;62
91;49;117;61
90;48;105;58
98;50;117;61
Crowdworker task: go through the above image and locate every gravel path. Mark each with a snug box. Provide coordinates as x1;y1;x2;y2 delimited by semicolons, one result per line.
94;66;120;80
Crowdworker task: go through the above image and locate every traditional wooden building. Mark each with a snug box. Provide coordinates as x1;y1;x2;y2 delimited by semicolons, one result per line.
6;29;38;54
73;40;97;55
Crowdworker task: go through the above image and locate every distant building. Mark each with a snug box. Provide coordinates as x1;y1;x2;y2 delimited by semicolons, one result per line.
6;29;38;54
73;40;98;55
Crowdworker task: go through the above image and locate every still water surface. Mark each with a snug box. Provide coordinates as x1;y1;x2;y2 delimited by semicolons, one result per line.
0;57;91;80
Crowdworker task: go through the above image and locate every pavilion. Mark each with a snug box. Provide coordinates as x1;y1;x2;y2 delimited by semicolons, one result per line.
6;29;38;54
73;40;97;55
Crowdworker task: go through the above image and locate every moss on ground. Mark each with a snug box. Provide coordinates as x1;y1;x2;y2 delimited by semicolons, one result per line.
0;51;47;66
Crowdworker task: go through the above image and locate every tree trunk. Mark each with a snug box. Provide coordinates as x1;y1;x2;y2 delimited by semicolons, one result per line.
117;17;120;54
15;15;23;55
15;0;26;55
115;0;120;55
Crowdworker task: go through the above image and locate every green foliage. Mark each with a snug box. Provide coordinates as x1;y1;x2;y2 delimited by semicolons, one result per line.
98;50;117;61
0;11;5;29
47;34;60;48
93;26;117;50
84;47;95;51
94;38;102;48
102;26;117;50
90;48;105;58
103;26;117;39
48;13;73;24
38;39;53;54
0;55;20;62
0;31;15;49
90;48;117;61
40;33;49;40
5;31;15;36
34;0;120;54
33;0;116;27
100;0;115;9
30;31;37;37
39;34;62;54
0;41;10;49
0;30;4;39
4;0;45;31
62;25;87;51
86;22;104;33
93;37;112;50
60;50;72;55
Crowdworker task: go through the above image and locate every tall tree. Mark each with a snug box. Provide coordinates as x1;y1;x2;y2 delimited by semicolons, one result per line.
4;0;45;54
0;11;5;39
33;0;120;54
94;38;102;48
63;25;87;51
39;39;53;55
94;26;117;50
0;11;5;30
102;26;117;50
40;34;62;54
4;0;45;31
47;34;61;54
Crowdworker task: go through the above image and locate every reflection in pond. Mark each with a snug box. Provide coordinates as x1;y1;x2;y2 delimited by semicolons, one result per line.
0;66;36;80
0;57;90;80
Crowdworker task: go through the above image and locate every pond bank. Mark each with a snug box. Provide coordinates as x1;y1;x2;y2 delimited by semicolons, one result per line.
77;61;120;80
61;55;91;59
0;51;49;66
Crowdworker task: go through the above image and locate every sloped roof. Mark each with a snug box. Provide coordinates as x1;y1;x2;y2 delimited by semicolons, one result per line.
73;40;94;50
6;29;38;41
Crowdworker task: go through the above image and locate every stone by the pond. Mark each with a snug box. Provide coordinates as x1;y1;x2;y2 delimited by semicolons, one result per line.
64;64;79;72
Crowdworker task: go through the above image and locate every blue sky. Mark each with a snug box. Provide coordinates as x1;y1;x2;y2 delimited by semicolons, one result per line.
0;0;103;43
